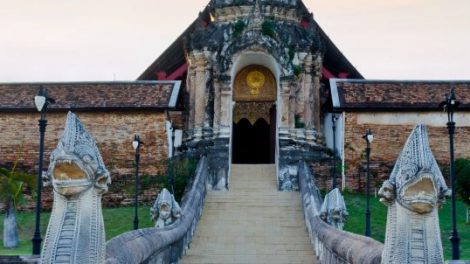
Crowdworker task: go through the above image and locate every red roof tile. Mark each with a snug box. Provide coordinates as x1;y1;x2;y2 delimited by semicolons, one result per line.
0;81;181;112
331;80;470;111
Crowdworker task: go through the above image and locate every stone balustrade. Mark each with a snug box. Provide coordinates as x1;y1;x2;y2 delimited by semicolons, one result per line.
299;162;384;264
105;156;207;264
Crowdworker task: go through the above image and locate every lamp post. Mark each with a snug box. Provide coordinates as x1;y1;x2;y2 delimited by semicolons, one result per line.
332;114;339;190
169;120;175;195
363;129;373;237
132;135;142;230
32;86;55;255
441;89;460;259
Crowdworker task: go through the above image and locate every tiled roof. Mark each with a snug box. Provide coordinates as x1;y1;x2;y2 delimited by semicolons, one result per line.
0;81;181;112
331;79;470;111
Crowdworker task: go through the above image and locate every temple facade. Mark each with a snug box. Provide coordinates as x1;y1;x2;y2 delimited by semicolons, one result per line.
139;0;364;191
138;0;470;191
1;0;470;205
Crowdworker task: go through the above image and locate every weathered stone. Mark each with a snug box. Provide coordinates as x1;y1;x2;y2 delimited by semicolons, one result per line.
42;112;111;264
379;124;449;264
150;188;182;228
3;202;19;249
320;188;348;230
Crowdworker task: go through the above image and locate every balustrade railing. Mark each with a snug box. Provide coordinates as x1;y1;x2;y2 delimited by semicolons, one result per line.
105;156;208;264
299;161;383;264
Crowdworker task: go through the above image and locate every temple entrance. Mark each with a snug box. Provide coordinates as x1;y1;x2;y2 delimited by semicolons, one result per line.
231;65;276;164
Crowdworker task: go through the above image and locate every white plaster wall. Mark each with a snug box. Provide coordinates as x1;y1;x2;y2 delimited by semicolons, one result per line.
356;112;470;127
323;112;346;189
323;113;344;157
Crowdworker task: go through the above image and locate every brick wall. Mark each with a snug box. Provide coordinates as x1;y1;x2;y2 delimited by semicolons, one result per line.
0;111;169;209
343;112;470;191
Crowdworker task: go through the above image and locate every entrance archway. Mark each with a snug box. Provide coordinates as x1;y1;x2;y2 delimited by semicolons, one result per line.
232;65;276;164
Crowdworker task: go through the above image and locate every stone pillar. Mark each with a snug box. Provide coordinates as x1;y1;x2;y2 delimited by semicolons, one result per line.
213;77;222;138
186;64;196;141
312;53;322;134
289;83;296;138
303;53;316;143
279;77;291;139
192;51;209;141
219;79;231;139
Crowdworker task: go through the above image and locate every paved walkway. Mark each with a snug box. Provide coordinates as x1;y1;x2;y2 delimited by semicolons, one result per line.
180;164;318;264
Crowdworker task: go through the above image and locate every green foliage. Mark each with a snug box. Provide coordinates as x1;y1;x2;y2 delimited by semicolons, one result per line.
292;64;304;76
0;206;154;255
261;20;276;39
167;157;198;202
294;115;305;128
455;158;470;206
140;174;166;191
0;147;36;212
232;20;245;39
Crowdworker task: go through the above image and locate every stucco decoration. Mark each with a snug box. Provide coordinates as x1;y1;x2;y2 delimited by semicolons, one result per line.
42;112;110;264
379;124;449;264
150;188;182;228
233;102;273;125
319;188;348;230
279;165;298;191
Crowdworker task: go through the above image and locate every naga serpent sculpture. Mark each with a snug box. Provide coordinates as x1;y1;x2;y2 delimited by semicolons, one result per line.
150;188;182;228
41;112;111;264
379;124;449;264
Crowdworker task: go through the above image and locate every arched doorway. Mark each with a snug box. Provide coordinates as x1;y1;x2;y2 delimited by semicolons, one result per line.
232;65;276;164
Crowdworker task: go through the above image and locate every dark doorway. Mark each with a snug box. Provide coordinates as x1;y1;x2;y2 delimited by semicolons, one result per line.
232;118;272;164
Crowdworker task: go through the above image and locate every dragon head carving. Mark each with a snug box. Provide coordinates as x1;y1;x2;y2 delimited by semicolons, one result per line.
150;188;182;228
48;112;110;197
379;124;449;214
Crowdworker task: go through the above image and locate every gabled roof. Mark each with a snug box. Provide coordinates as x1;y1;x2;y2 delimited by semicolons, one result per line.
0;81;181;112
138;1;363;80
330;79;470;111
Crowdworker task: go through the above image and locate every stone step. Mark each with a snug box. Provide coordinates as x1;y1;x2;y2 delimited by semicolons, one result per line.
180;164;318;264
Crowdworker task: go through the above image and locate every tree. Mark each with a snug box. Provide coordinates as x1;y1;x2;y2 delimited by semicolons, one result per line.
455;158;470;223
0;150;36;248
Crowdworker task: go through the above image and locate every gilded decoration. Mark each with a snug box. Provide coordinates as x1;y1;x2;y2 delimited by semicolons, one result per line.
234;65;276;101
233;102;274;125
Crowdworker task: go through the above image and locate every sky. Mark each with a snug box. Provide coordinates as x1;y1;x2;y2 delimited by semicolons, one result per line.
0;0;469;82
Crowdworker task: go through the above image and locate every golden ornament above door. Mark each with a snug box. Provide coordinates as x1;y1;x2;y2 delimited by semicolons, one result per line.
233;65;276;101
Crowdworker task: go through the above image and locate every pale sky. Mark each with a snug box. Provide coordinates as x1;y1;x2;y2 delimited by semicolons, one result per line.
0;0;469;82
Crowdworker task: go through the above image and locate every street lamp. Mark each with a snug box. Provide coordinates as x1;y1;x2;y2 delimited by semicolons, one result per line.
32;86;55;255
132;134;142;230
168;120;176;195
331;114;339;190
363;129;373;237
441;88;460;259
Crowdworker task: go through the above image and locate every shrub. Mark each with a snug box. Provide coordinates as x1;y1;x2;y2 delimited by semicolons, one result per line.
455;158;470;207
166;157;199;202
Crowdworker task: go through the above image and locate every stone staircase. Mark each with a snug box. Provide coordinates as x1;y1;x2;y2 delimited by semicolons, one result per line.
180;164;317;264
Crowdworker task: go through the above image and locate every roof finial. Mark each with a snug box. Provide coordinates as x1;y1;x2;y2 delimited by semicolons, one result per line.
247;0;263;31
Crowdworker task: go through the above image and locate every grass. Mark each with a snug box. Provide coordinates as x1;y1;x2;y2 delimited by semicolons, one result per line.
343;192;470;260
1;194;468;260
0;206;153;256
